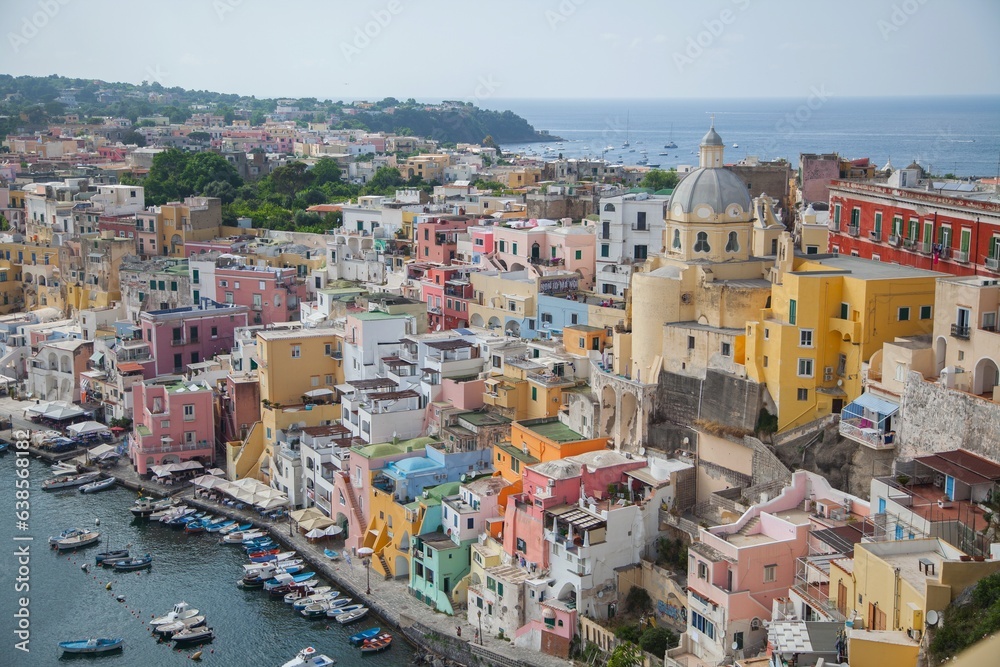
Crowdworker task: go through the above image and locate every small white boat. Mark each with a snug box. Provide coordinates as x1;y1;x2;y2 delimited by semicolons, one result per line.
335;606;369;625
54;530;101;550
80;476;116;493
42;471;100;491
284;585;331;604
58;637;123;654
223;530;264;544
154;614;206;637
281;646;336;667
150;602;199;627
172;626;214;645
49;528;85;545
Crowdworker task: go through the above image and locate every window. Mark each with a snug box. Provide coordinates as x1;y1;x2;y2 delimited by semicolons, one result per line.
291;345;301;358
211;326;218;338
511;243;518;255
183;431;195;444
939;226;952;248
721;342;731;357
531;387;537;401
192;269;200;284
600;244;610;258
570;313;578;324
898;306;910;321
575;249;582;260
908;218;919;241
691;611;715;639
833;204;841;227
183;405;195;421
259;280;266;290
800;329;813;347
764;564;777;582
635;211;647;230
763;356;768;367
726;231;740;253
840;302;849;320
633;245;647;260
498;241;505;253
672;228;681;250
687;336;695;350
694;231;711;253
892;215;903;238
797;358;814;377
797;388;809;401
788;299;797;325
873;212;883;239
764;328;770;340
225;291;234;304
516;537;527;552
697;562;708;579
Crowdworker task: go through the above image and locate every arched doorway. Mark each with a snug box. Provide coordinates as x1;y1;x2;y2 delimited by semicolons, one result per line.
487;316;502;329
510;262;526;272
505;320;521;337
531;243;540;260
470;313;485;327
394;555;408;578
621;391;639;447
935;336;948;374
974;357;1000;396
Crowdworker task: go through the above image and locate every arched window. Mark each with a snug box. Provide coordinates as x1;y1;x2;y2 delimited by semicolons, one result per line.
603;203;616;212
672;228;681;250
694;231;711;253
726;231;740;253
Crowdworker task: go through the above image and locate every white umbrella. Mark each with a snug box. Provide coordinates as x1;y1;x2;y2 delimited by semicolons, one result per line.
305;528;327;539
323;525;344;537
255;496;288;510
192;474;228;489
207;468;226;476
67;421;110;436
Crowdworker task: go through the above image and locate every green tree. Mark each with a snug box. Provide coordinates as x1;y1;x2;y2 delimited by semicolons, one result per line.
363;166;404;195
638;627;677;658
614;623;642;644
607;642;641;667
624;587;653;616
120;130;146;147
203;180;238;204
310;158;342;186
267;161;315;197
640;168;680;192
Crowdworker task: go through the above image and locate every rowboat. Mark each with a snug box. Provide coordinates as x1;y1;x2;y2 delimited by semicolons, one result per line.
249;549;294;563
359;633;392;654
222;530;262;544
58;637;124;654
112;554;153;571
323;548;340;560
150;602;199;627
283;585;331;604
349;626;382;646
291;591;339;610
243;538;275;551
153;614;206;637
247;547;279;560
321;598;354;616
268;579;319;597
281;646;336;667
53;530;101;550
95;549;129;565
171;626;214;645
205;519;235;533
334;605;369;625
42;471;100;491
151;504;190;521
80;476;116;493
131;496;177;517
219;521;251;535
185;519;209;534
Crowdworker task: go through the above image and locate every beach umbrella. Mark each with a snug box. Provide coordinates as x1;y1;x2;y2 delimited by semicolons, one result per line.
323;525;344;538
290;507;324;523
255;495;288;510
192;474;228;490
206;468;226;476
305;528;327;539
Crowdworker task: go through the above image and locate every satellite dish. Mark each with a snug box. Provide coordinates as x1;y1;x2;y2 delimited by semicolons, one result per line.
837;378;844;387
731;642;739;651
926;610;940;626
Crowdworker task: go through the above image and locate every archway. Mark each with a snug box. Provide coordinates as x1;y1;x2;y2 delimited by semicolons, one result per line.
556;581;577;604
531;243;540;260
601;385;617;438
973;358;1000;396
620;391;639;447
510;262;526;272
505;320;521;337
170;234;183;254
470;313;484;327
935;336;948;374
335;512;349;539
487;316;501;329
394;555;409;578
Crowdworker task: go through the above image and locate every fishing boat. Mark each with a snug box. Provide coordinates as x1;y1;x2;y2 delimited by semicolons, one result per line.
153;614;206;637
184;519;209;534
250;549;294;563
244;536;275;549
349;626;382;646
150;602;199;627
151;504;189;521
171;626;214;645
95;549;129;565
334;606;369;625
269;580;318;598
283;585;331;605
53;530;101;550
80;476;116;493
58;637;124;654
131;496;176;517
245;559;305;577
42;471;100;491
300;600;336;618
49;528;85;545
321;598;354;616
292;591;339;610
222;529;263;544
359;633;393;654
205;519;235;533
323;548;340;560
112;553;153;571
219;521;251;535
263;571;317;591
281;646;337;667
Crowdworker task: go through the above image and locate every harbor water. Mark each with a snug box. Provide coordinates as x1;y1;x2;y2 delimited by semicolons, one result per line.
1;455;416;666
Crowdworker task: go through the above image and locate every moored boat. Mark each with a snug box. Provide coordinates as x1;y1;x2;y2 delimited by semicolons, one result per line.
80;476;116;493
222;529;263;544
263;571;316;591
53;530;101;550
359;633;392;654
112;553;153;571
249;549;294;563
323;548;340;560
42;471;100;491
268;579;318;598
49;527;85;545
334;605;369;625
219;521;251;535
349;626;382;646
153;614;206;637
281;646;336;667
58;637;124;654
184;519;209;534
150;602;199;627
95;549;129;565
283;585;331;604
171;626;214;645
292;590;339;610
205;519;235;533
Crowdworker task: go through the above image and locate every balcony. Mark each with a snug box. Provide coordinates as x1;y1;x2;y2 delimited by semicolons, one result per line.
918;241;932;255
953;250;969;263
251;303;263;311
829;317;861;342
986;257;1000;272
888;235;902;247
950;323;971;339
903;238;917;250
868;231;881;242
529;256;565;267
938;247;951;260
169;338;186;346
847;225;860;237
839;418;895;449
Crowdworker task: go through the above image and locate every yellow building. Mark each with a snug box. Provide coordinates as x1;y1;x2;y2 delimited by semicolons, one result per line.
745;239;943;431
468;270;537;333
401;154;450;182
140;197;222;257
0;240;62;313
228;327;345;480
61;234;134;314
0;260;20;315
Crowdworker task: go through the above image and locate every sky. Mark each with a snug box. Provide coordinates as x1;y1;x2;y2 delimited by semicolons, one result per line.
1;0;998;101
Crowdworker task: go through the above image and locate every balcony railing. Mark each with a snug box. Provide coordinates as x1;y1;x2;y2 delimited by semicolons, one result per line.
888;235;902;247
986;257;1000;272
847;225;860;237
170;338;186;346
251;304;263;311
869;231;881;241
839;419;895;449
903;238;917;249
918;241;932;254
528;256;565;267
953;250;970;263
951;323;971;339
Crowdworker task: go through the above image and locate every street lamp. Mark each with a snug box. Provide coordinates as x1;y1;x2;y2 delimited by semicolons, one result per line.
478;609;483;645
358;546;374;595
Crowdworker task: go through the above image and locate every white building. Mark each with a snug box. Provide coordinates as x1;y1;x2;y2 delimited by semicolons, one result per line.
595;192;668;296
27;337;90;402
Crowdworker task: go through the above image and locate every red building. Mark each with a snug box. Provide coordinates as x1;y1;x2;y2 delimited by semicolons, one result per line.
420;265;475;331
828;180;1000;277
216;262;304;325
414;215;475;265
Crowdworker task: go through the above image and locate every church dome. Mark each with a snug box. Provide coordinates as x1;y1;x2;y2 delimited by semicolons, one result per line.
701;126;724;146
668;167;752;217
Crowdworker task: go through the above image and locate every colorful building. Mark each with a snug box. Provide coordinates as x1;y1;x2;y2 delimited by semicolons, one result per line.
130;377;215;475
139;303;249;376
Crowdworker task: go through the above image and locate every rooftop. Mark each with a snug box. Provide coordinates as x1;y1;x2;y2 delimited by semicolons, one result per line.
517;418;587;444
795;254;945;281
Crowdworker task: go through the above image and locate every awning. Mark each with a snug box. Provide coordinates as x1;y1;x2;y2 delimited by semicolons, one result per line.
89;352;104;363
118;362;145;373
304;388;334;398
848;393;899;416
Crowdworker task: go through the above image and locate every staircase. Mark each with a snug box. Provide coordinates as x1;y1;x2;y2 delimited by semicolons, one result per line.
339;472;366;528
376;551;392;580
738;516;760;536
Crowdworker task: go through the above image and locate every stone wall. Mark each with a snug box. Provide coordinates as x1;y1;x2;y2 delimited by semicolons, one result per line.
651;369;764;434
898;374;1000;461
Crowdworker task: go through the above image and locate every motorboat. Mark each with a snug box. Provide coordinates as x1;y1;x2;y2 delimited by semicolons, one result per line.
323;548;340;560
52;461;80;474
292;591;340;610
58;637;124;654
327;603;365;617
153;614;206;637
349;626;382;646
80;476;116;493
334;606;369;625
185;519;209;534
281;646;337;667
219;521;251;535
151;602;199;627
268;579;318;598
300;600;336;618
171;626;214;645
205;519;235;533
250;549;294;563
95;549;129;565
359;633;392;654
112;554;153;571
49;528;85;545
222;530;263;544
131;496;177;517
42;471;100;491
244;537;275;551
263;571;316;591
321;598;354;616
246;546;280;560
283;585;331;604
53;530;101;550
244;560;305;578
151;504;190;521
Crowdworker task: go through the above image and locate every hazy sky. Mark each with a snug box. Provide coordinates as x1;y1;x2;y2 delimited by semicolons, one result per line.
2;0;998;101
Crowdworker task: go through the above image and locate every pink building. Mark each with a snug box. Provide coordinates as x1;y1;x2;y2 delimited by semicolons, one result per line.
129;377;216;475
469;226;496;257
492;222;597;289
139;303;249;376
215;261;304;325
415;215;475;265
420;265;474;331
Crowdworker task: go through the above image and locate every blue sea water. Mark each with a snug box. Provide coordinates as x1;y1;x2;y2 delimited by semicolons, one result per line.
487;96;1000;178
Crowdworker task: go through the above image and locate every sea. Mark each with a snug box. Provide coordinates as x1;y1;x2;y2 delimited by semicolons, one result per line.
487;96;1000;178
0;455;415;667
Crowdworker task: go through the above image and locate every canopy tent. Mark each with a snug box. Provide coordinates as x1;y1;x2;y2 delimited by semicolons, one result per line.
305;528;328;539
255;495;289;510
290;507;327;523
23;401;55;417
42;403;87;421
206;468;226;476
67;421;111;436
86;443;116;460
191;474;230;490
298;516;336;532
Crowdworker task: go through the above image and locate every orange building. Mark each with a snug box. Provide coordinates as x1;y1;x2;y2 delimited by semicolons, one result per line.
493;417;608;484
